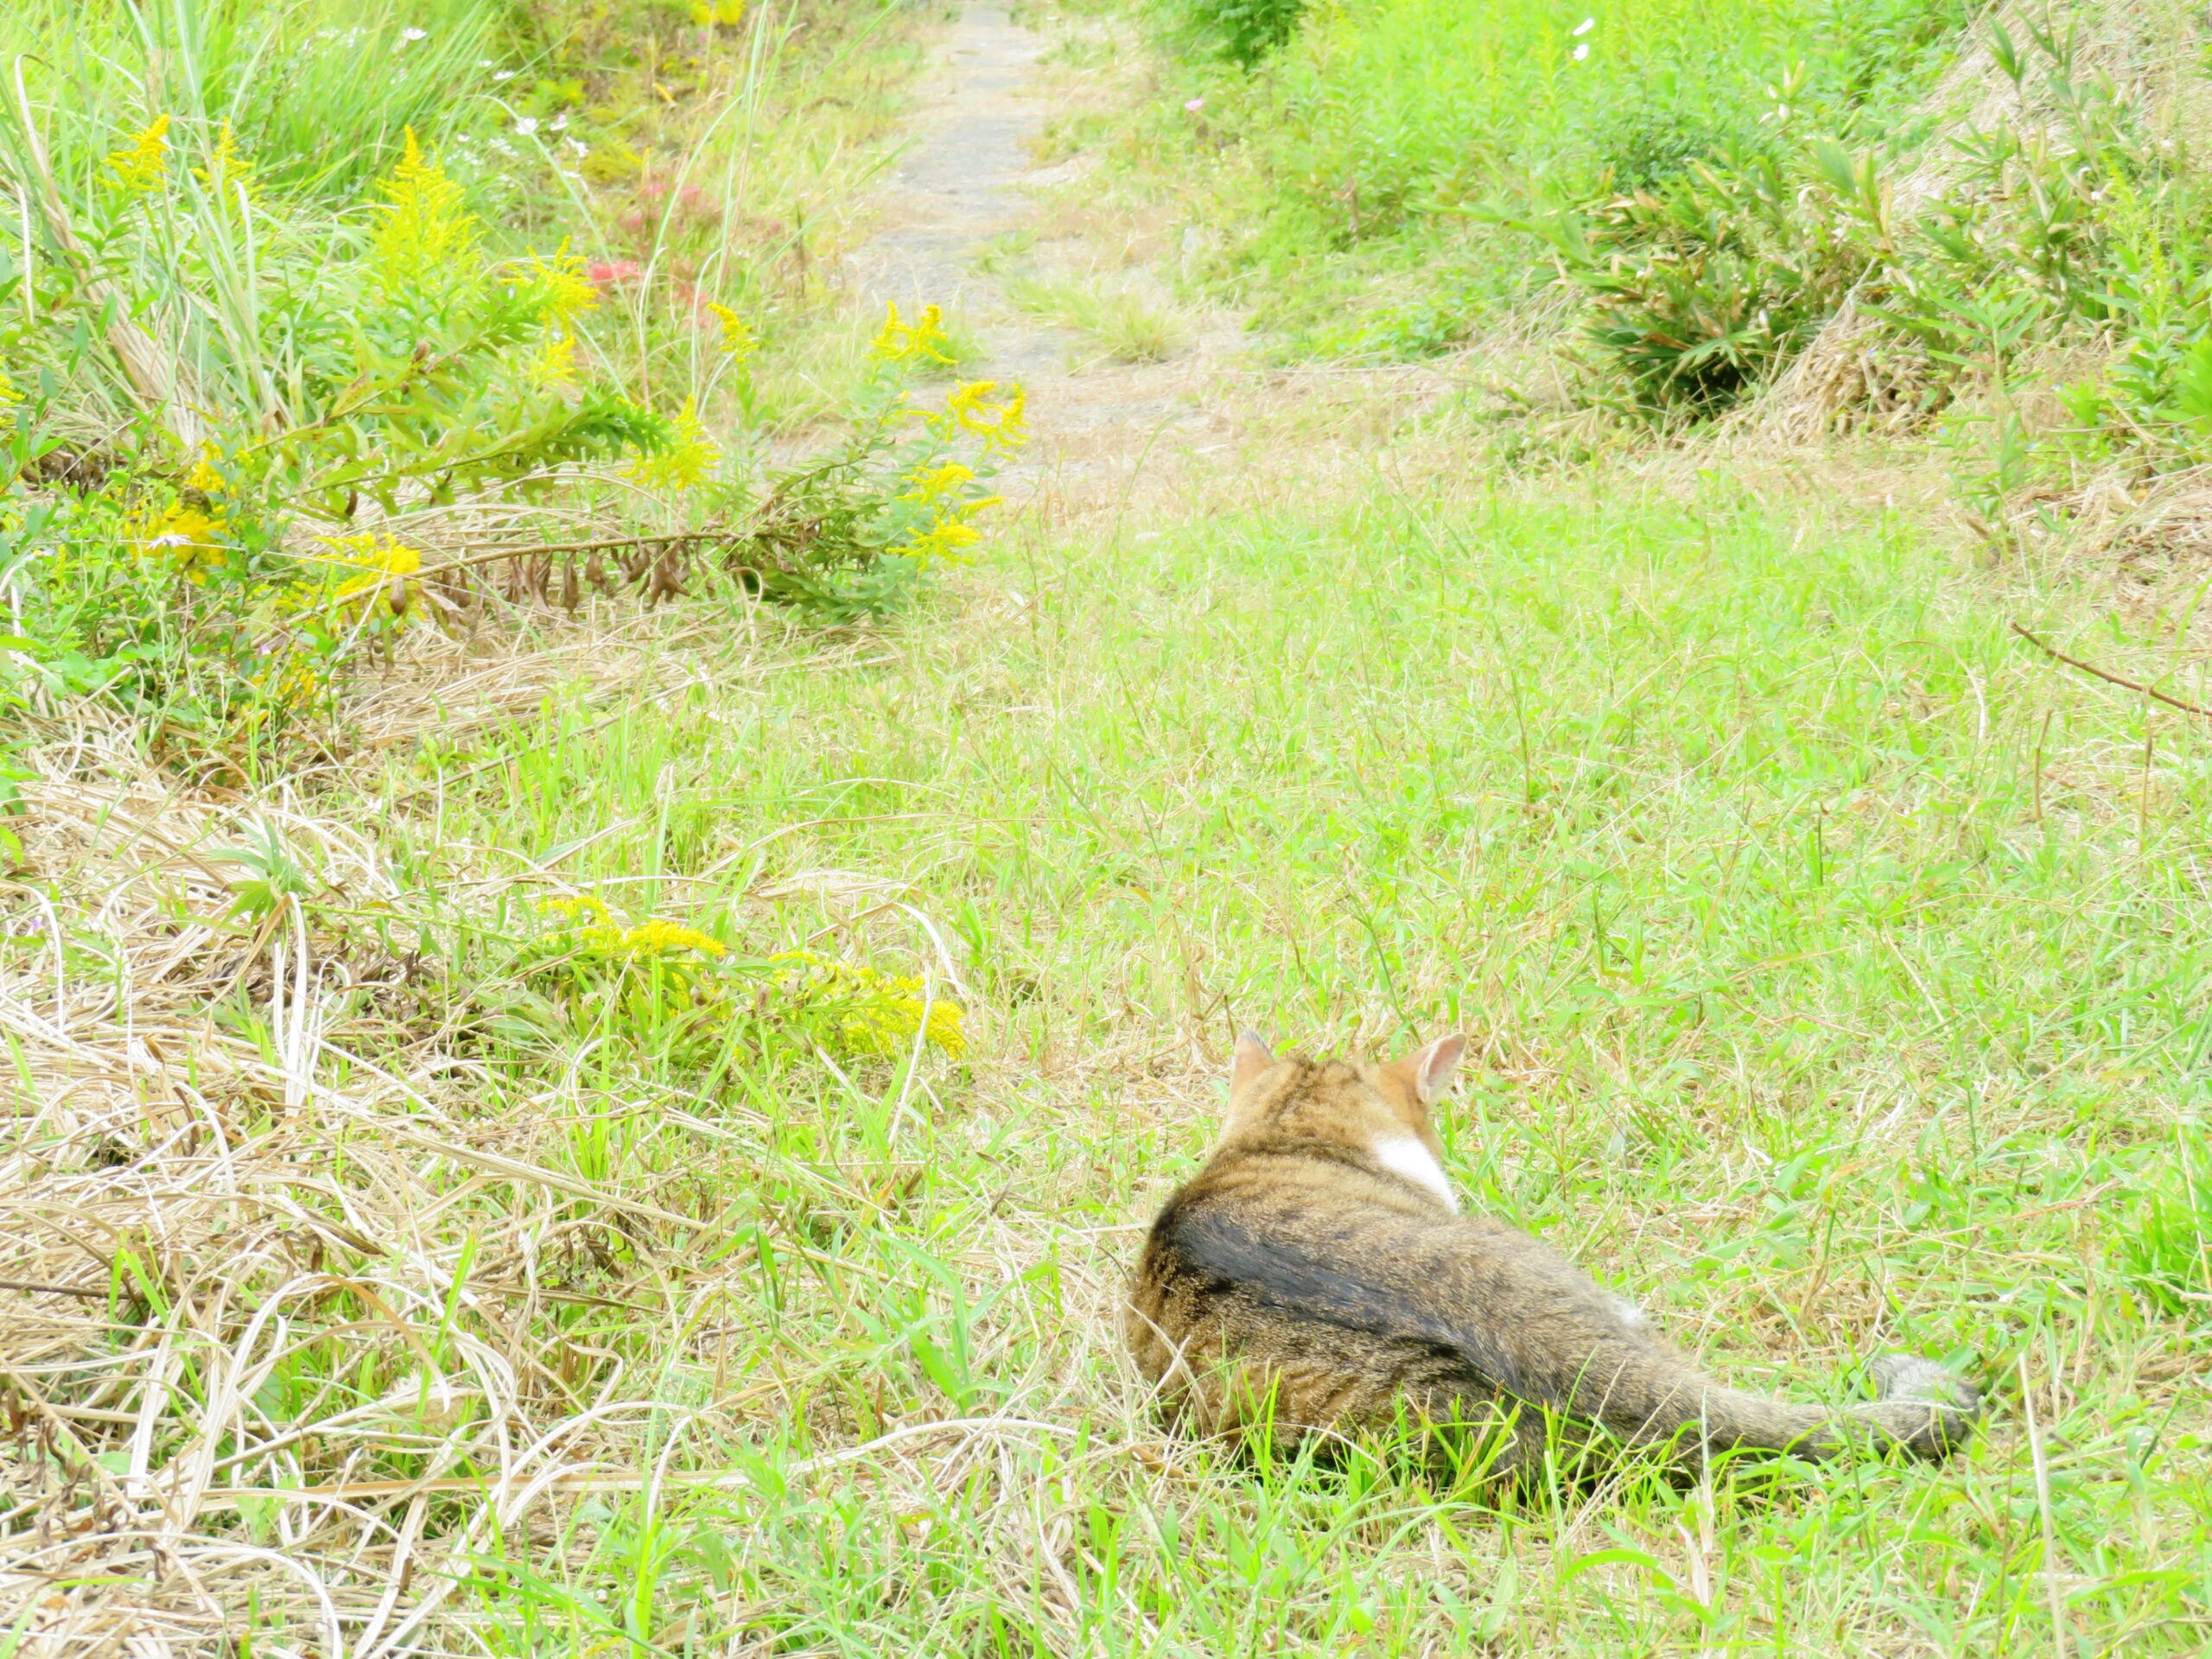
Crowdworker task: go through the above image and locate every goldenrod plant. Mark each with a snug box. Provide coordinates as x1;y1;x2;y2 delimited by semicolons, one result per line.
512;895;965;1074
0;5;1016;760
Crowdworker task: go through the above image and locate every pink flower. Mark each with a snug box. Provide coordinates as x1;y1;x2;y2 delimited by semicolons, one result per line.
586;260;642;283
1185;97;1205;114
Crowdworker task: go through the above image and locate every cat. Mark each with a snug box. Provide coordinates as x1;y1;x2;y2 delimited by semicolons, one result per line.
1125;1033;1980;1481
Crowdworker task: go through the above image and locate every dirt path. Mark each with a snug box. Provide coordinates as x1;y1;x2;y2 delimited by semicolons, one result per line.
845;4;1247;500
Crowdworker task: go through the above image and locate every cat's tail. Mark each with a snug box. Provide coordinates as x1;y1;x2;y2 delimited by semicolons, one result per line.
1565;1346;1980;1466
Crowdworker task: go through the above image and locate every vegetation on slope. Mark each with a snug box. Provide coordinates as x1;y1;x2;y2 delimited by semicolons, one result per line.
1141;0;2212;546
1135;0;1974;361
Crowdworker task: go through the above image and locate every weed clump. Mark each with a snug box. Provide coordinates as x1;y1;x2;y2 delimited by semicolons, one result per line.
513;894;966;1072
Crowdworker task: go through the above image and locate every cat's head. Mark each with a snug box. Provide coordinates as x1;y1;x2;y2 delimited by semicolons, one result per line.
1218;1030;1467;1162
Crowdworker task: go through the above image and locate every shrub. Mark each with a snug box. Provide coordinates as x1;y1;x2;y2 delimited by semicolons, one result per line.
1490;11;2205;426
1172;0;1308;67
1135;0;1977;365
504;894;967;1076
1497;150;1861;413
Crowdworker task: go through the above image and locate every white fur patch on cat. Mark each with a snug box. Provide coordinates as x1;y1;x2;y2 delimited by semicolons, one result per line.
1371;1135;1457;1210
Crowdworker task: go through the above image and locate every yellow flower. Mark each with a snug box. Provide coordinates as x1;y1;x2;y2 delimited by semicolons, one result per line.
516;244;598;327
373;128;480;294
625;397;720;492
690;0;748;25
704;302;759;363
869;301;953;365
771;949;966;1058
896;517;983;563
105;115;171;193
543;898;725;963
880;974;968;1058
133;500;229;575
194;122;256;203
250;650;327;711
311;532;424;613
899;461;976;504
0;373;18;406
543;893;614;924
319;532;423;575
611;919;727;957
183;454;225;494
530;331;579;391
939;379;1029;453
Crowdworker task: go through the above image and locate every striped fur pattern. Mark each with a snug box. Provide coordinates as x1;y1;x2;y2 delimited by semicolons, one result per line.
1125;1033;1980;1479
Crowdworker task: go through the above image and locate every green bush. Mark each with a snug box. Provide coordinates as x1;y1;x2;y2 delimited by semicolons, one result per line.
1171;0;1308;65
1567;160;1858;412
1134;0;1974;364
1485;11;2210;427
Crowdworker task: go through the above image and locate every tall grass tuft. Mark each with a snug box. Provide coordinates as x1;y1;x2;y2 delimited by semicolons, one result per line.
0;0;504;200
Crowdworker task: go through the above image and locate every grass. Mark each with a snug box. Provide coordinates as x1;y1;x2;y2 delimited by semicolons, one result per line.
6;0;2212;1652
1002;271;1185;363
14;467;2209;1648
463;476;2212;1651
0;0;507;200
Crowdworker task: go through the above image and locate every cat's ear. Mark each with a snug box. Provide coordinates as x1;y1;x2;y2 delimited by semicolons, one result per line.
1229;1031;1274;1099
1396;1033;1467;1106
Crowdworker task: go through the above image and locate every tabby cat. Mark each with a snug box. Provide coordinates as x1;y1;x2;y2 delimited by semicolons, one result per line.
1125;1033;1980;1478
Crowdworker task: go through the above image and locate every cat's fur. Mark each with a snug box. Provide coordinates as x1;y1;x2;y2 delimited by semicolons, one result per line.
1125;1033;1980;1478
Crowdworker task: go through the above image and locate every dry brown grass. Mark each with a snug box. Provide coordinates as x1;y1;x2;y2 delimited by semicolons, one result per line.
0;594;1126;1653
0;587;772;1648
0;701;629;1647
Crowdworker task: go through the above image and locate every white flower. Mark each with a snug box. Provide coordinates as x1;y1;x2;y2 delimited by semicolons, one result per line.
490;137;517;156
563;137;588;158
493;69;517;82
514;117;539;136
1573;41;1590;60
1572;16;1594;35
400;27;426;43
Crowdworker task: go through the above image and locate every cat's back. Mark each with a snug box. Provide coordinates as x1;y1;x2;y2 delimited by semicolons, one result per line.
1127;1142;1497;1397
1125;1135;1624;1429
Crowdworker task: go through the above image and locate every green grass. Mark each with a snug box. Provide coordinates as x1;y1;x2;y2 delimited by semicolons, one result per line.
0;0;506;200
1002;270;1185;362
326;473;2212;1651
